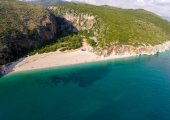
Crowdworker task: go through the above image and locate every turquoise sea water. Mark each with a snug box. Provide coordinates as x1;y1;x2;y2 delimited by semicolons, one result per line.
1;52;170;120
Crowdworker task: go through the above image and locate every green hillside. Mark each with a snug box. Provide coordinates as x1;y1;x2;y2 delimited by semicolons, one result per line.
52;4;170;48
0;1;52;64
0;1;45;35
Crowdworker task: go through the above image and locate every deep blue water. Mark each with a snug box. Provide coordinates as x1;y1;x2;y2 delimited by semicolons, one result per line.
1;51;170;120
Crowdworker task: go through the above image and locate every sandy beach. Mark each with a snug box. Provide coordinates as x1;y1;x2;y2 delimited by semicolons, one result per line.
2;40;170;75
3;49;134;74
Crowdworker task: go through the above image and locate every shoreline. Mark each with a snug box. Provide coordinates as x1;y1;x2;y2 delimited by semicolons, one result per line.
2;41;170;75
2;50;136;75
5;54;137;76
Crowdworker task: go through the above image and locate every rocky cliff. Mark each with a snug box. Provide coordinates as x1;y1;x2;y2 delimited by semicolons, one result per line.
48;4;170;57
0;2;58;65
48;5;106;45
100;41;170;57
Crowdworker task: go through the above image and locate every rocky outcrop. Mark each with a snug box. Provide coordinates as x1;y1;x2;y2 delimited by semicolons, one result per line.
38;13;57;40
62;13;96;31
48;6;105;42
0;65;5;77
100;41;170;57
48;6;96;31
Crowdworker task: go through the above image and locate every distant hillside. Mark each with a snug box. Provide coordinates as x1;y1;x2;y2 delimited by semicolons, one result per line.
162;16;170;21
50;4;170;48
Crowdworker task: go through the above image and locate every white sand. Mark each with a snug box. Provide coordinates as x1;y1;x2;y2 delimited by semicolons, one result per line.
3;50;134;74
3;41;170;75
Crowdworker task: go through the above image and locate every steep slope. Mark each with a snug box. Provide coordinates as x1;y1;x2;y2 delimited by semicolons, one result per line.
0;1;58;65
162;16;170;21
50;4;170;48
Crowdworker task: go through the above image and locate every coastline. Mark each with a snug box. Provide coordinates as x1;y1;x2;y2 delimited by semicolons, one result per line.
2;50;136;75
2;41;170;75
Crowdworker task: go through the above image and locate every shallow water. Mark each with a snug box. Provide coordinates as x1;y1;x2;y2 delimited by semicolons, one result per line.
1;52;170;120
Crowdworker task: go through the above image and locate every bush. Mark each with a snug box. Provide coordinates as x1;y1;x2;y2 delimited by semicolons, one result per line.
29;34;82;54
87;38;96;47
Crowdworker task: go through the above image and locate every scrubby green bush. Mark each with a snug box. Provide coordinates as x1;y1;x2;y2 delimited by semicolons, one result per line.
86;38;96;47
29;34;82;55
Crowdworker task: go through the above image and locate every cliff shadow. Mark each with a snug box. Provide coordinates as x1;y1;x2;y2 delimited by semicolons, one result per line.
55;16;78;36
0;14;79;77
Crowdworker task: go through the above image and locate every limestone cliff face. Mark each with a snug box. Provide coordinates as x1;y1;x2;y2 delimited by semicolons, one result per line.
63;13;96;31
48;6;96;30
48;6;106;43
100;42;170;57
38;13;57;40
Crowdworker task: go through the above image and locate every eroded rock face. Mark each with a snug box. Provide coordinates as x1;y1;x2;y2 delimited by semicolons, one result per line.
38;13;57;40
48;6;96;31
104;41;170;57
63;13;96;31
48;6;105;42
